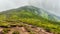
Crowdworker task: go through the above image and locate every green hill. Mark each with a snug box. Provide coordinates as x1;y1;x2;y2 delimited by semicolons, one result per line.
0;6;60;34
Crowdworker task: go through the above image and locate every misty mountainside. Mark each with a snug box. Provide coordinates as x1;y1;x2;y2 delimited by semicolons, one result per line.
1;6;60;22
0;6;60;34
15;6;60;22
19;6;60;22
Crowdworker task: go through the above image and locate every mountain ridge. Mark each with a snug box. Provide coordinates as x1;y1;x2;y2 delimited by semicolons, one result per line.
1;6;60;22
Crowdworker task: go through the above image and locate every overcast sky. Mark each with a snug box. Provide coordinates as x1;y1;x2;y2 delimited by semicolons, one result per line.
0;0;60;17
0;0;29;11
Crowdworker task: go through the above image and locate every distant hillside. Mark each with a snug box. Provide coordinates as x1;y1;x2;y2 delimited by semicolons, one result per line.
0;6;60;34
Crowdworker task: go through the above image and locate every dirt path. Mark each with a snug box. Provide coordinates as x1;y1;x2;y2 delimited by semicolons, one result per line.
0;22;53;34
6;26;30;34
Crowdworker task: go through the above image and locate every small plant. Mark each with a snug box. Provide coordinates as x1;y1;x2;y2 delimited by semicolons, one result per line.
30;31;35;34
2;28;10;34
45;28;51;33
12;31;19;34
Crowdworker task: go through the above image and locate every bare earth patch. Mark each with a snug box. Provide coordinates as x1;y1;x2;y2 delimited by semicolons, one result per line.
0;23;53;34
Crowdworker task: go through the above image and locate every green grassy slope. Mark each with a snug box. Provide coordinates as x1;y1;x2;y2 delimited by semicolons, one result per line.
0;6;60;34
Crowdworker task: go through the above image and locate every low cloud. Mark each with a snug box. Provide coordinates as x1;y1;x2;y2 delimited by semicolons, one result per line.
30;0;60;16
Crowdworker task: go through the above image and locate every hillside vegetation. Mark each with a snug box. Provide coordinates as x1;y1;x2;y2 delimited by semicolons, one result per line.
0;6;60;34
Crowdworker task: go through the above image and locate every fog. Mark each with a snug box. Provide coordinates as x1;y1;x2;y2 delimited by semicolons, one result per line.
0;0;60;17
30;0;60;16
